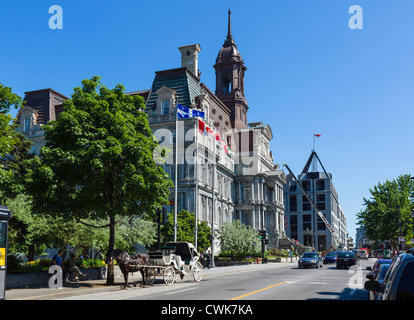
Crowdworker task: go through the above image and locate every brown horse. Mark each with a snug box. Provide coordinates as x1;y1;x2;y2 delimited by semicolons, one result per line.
109;250;151;289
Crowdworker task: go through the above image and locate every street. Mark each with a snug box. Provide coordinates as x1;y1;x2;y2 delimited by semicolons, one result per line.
53;258;373;301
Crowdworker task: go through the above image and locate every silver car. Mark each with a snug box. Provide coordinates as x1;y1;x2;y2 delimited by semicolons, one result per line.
298;252;323;269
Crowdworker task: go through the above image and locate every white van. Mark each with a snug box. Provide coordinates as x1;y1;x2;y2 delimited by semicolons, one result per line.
357;249;368;259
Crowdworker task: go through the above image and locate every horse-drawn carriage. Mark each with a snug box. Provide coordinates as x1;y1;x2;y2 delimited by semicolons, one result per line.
147;242;203;286
109;242;202;288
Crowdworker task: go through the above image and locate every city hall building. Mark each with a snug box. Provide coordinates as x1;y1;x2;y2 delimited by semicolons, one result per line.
15;11;288;250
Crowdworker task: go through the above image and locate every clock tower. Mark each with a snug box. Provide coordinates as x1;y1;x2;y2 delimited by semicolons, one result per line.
214;9;248;129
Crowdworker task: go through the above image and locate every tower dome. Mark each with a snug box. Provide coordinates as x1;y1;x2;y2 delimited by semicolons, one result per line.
216;9;243;64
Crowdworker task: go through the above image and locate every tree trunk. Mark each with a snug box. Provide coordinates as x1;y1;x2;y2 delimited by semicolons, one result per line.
27;244;35;261
106;214;116;285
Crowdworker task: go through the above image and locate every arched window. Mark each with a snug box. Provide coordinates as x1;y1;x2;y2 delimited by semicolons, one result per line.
223;77;231;93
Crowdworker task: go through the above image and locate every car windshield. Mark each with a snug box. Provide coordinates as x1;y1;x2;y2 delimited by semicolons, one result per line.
338;252;355;258
302;253;318;258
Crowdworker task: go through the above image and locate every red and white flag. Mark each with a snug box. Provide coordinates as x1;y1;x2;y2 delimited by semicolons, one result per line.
198;119;229;154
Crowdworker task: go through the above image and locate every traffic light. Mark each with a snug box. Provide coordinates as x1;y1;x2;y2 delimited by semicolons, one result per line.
265;234;269;245
259;230;267;242
156;208;161;223
162;207;168;224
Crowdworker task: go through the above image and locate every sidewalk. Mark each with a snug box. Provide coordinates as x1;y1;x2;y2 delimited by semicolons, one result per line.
4;259;295;300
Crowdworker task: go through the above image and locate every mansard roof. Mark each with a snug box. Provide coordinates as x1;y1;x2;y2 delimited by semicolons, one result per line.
146;67;202;110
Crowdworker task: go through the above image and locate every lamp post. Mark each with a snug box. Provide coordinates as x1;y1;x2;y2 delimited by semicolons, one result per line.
411;177;414;248
411;208;414;247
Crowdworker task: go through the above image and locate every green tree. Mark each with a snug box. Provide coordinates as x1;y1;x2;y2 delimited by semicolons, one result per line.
24;76;172;283
357;174;414;247
161;209;211;251
0;83;31;201
6;193;65;260
218;220;260;259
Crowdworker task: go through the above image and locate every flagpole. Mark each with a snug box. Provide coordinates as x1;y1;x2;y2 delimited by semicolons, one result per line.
174;107;178;242
211;148;216;268
194;118;199;249
313;133;315;152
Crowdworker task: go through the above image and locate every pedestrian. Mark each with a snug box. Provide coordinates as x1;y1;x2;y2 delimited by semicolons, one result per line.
52;249;67;284
52;249;64;267
199;250;205;268
65;253;86;282
205;249;212;269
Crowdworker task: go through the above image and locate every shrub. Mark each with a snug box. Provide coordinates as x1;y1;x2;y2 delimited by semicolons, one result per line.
80;259;106;268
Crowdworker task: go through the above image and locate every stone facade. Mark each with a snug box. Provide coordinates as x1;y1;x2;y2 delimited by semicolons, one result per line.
139;10;286;252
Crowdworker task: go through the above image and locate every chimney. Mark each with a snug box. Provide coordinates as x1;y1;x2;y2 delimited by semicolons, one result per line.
178;44;201;78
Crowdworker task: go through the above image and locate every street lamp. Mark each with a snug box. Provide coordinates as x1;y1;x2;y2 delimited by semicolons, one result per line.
411;208;414;246
305;228;314;248
305;228;309;246
411;177;414;247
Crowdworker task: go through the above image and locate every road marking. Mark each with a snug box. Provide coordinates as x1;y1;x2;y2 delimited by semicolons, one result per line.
165;287;197;295
229;281;288;300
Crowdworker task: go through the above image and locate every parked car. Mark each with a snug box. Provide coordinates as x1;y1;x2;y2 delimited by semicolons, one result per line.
357;249;368;260
365;253;414;300
336;251;358;269
323;251;339;264
367;263;390;300
298;252;323;269
366;258;393;280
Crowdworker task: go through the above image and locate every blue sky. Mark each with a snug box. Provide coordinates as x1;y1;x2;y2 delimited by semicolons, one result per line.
1;1;414;241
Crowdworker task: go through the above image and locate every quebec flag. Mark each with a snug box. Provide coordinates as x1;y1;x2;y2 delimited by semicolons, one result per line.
177;104;205;119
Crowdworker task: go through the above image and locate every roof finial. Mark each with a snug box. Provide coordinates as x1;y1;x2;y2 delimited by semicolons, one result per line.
225;9;234;45
228;9;232;37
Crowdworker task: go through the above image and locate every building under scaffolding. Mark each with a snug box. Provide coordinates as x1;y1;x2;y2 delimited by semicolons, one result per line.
283;151;347;252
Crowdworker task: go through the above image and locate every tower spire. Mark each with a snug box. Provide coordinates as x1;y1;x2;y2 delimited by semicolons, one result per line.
225;9;234;45
228;9;232;37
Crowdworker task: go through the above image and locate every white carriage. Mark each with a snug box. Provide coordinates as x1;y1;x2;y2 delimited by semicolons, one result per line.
147;242;203;286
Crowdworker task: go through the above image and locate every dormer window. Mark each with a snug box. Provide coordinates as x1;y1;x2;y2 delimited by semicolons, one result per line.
154;86;176;116
24;118;30;132
161;99;170;115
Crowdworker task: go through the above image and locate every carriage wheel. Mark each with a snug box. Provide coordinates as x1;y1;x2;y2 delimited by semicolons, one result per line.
163;266;176;286
146;268;156;285
192;261;203;282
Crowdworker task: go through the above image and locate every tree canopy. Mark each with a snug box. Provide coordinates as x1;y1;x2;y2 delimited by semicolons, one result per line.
23;76;173;282
0;83;30;200
357;174;414;247
161;209;211;252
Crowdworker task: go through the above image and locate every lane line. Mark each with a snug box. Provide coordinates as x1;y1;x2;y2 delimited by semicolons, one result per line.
229;281;288;300
165;287;197;295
